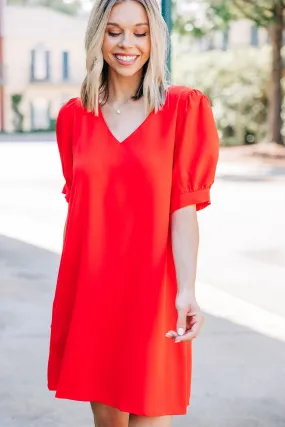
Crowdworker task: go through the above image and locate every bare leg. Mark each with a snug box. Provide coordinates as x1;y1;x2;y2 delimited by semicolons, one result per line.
90;401;129;427
129;415;172;427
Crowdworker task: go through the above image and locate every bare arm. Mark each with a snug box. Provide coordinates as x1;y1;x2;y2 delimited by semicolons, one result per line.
166;205;205;343
171;205;199;298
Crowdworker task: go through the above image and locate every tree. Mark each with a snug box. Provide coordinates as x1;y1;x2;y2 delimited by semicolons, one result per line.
230;0;284;145
174;47;271;145
174;0;285;145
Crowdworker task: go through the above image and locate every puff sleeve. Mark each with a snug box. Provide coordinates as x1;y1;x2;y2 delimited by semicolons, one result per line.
56;99;75;203
170;90;219;213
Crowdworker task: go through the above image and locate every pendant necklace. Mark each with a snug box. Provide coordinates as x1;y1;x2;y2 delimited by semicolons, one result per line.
109;96;133;114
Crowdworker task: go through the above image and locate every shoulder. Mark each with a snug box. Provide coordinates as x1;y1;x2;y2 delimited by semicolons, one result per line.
56;98;81;140
57;97;81;120
167;85;210;109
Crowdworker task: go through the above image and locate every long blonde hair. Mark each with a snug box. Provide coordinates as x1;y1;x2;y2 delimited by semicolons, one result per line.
81;0;170;115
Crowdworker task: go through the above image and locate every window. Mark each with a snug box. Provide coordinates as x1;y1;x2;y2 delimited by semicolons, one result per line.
222;28;229;51
30;98;50;130
251;25;259;47
30;45;50;81
62;51;69;81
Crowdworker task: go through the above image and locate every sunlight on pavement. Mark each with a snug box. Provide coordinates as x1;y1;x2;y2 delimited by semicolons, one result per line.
197;282;285;343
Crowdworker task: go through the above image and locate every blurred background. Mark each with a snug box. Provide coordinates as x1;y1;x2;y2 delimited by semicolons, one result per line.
0;1;285;426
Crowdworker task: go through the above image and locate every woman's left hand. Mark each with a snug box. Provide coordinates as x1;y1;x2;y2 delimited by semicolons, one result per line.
165;293;205;343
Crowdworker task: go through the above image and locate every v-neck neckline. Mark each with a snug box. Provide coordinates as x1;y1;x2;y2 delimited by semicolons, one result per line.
99;103;154;145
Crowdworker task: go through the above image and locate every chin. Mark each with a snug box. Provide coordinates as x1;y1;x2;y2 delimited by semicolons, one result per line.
113;66;143;77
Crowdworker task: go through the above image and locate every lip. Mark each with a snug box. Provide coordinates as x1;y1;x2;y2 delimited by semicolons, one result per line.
113;53;139;56
113;53;139;66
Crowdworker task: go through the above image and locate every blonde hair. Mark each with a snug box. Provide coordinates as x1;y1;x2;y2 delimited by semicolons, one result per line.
81;0;170;115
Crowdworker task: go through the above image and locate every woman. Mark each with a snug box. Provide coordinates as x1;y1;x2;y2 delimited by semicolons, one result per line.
47;0;219;426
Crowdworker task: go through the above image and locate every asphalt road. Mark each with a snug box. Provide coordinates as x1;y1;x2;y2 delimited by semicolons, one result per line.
0;142;285;427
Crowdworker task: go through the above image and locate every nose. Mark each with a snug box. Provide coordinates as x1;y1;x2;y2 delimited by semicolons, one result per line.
118;32;134;49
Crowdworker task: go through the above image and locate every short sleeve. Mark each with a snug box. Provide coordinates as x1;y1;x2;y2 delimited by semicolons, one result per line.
170;89;219;213
56;99;76;203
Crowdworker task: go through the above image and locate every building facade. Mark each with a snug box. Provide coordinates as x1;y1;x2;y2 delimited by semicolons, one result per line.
205;19;268;52
3;6;87;132
176;1;270;51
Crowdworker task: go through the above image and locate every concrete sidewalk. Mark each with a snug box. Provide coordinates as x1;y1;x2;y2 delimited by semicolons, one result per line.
216;161;285;182
0;132;56;142
217;144;285;181
1;234;285;427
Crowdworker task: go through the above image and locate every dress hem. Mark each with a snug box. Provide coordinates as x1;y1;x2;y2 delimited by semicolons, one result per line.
48;386;189;417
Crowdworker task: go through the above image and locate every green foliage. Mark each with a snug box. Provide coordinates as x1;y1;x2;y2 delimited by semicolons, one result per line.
210;0;233;26
11;94;24;132
173;0;284;37
173;47;272;145
229;0;282;27
49;118;56;131
173;0;220;37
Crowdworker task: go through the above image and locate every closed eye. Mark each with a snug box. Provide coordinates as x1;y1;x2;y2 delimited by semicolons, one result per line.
108;32;121;37
108;31;147;37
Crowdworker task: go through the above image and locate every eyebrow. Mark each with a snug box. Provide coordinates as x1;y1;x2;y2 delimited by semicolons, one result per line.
107;22;149;27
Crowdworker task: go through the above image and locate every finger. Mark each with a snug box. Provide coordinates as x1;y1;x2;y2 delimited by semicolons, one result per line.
176;308;188;336
175;329;197;342
175;322;201;342
166;330;178;338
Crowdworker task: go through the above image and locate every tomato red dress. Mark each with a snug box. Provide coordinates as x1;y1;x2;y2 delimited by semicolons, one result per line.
47;85;219;416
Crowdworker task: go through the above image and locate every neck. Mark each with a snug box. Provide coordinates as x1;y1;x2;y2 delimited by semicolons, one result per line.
107;68;143;102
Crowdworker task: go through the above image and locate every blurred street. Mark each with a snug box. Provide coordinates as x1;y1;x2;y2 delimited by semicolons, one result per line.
0;141;285;427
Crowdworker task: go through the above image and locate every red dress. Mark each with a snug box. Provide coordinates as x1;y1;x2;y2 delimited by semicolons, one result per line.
47;85;219;416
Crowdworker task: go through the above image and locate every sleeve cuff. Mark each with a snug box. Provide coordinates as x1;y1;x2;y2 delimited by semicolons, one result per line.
170;188;211;214
62;183;70;203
